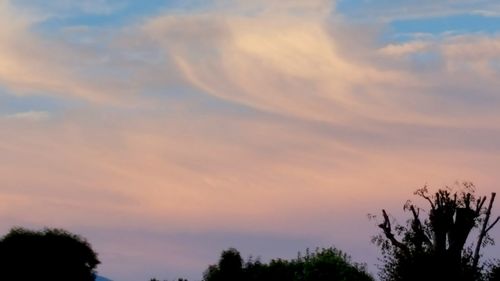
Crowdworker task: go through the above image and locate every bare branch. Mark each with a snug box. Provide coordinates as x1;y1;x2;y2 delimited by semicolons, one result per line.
378;209;410;255
473;192;497;269
415;186;435;209
485;216;500;233
409;205;433;248
475;196;487;215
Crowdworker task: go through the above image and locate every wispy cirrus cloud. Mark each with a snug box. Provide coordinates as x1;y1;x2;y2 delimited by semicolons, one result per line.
142;3;500;128
3;110;50;121
3;0;499;127
0;0;176;106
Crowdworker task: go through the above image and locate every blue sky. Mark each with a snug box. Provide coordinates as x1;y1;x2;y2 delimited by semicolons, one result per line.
391;14;500;35
32;0;196;29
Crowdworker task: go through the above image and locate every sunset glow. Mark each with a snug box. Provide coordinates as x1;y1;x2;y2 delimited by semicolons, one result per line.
1;1;500;280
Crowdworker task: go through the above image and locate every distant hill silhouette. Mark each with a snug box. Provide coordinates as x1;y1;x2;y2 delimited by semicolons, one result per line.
96;276;113;281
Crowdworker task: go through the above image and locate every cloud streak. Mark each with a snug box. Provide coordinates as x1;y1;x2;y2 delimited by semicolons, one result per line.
144;6;500;128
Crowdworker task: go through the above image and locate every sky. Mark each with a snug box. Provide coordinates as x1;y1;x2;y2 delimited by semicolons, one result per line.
1;0;500;280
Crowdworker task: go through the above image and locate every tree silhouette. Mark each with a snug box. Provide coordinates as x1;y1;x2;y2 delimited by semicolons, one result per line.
203;247;373;281
149;278;188;281
372;182;499;281
204;248;243;281
489;262;500;281
0;227;100;281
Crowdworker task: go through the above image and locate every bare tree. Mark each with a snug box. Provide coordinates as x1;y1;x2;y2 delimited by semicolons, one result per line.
373;182;499;281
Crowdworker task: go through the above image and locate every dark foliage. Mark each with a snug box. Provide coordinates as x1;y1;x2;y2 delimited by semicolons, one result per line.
487;261;500;281
371;183;499;281
0;227;100;281
150;278;188;281
203;247;374;281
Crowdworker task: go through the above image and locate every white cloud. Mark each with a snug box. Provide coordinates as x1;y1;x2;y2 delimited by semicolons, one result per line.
2;0;498;129
4;110;50;121
142;7;500;128
379;41;433;57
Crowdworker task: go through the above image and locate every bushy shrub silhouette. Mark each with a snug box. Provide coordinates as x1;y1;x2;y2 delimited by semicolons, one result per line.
0;227;100;281
203;247;373;281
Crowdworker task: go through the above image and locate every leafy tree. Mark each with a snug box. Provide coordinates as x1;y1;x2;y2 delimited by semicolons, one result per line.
203;248;244;281
150;278;188;281
300;248;373;281
0;227;100;281
371;183;499;281
203;247;373;281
